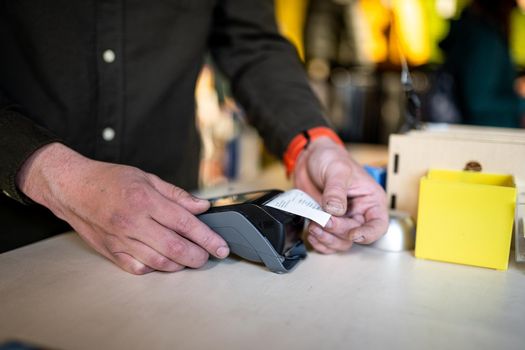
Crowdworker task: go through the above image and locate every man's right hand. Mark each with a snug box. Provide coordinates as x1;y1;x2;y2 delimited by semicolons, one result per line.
16;142;229;274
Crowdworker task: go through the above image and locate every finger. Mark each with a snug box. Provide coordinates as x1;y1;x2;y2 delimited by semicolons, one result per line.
307;235;337;254
321;162;351;216
318;216;363;240
150;201;230;259
91;227;159;274
134;222;212;268
348;208;389;244
308;225;354;252
78;211;210;270
147;173;210;214
67;218;154;275
124;237;185;272
112;251;155;275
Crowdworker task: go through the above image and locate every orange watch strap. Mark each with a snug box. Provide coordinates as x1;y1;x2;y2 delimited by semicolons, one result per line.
283;126;344;176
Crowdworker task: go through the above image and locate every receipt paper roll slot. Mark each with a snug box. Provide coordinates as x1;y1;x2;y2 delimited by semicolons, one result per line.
198;190;307;273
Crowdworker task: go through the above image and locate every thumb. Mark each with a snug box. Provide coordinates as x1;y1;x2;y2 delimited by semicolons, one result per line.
146;174;210;214
321;163;351;216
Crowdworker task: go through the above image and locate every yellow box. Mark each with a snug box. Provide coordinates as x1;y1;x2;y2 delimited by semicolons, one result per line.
415;169;516;270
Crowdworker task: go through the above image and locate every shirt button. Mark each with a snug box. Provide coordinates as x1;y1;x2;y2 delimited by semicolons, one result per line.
102;49;116;63
102;127;116;141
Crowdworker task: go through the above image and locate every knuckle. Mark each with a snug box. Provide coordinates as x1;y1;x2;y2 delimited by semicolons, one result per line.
150;255;172;269
103;233;123;252
319;232;334;245
122;184;152;208
199;232;214;250
146;173;161;183
109;212;133;230
326;218;341;233
166;239;188;258
129;264;151;275
174;214;195;233
169;185;187;200
113;252;150;275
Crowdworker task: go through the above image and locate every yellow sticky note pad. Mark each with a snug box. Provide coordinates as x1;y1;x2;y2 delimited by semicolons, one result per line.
415;170;516;270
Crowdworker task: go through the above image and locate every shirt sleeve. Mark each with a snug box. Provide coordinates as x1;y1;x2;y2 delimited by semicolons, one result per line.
209;0;331;158
0;93;61;204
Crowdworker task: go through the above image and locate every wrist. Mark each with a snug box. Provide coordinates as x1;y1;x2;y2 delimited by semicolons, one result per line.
283;127;344;176
16;142;87;206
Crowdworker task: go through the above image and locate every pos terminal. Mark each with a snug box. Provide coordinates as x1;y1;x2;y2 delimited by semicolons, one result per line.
198;190;307;273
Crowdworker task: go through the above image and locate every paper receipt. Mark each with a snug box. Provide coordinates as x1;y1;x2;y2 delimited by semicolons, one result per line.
264;189;331;227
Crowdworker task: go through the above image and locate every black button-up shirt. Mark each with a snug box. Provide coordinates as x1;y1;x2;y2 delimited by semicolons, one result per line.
0;0;327;249
0;0;328;200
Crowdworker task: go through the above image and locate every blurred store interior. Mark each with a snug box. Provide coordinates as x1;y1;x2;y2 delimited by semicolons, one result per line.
196;0;525;188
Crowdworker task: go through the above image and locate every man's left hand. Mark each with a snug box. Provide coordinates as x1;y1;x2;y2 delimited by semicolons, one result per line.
292;137;388;254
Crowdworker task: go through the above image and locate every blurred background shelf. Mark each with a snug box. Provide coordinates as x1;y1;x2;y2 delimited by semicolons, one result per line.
196;0;525;188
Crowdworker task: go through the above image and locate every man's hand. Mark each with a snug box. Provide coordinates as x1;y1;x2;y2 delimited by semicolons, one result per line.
292;138;388;254
16;143;229;274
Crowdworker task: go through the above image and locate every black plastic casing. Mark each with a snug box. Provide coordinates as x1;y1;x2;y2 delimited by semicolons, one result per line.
198;190;306;273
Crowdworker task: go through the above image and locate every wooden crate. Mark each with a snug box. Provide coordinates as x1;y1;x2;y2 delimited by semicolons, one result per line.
387;124;525;219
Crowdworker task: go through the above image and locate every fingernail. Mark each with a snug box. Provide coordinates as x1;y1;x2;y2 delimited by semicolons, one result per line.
192;196;207;203
325;218;334;229
216;246;229;258
353;235;365;243
310;226;323;238
326;201;344;215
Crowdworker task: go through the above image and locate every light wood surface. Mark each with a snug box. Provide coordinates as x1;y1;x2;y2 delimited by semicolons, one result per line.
1;233;524;350
1;144;524;350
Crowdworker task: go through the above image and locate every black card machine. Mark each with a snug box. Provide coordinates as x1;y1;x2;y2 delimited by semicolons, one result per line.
198;189;307;273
